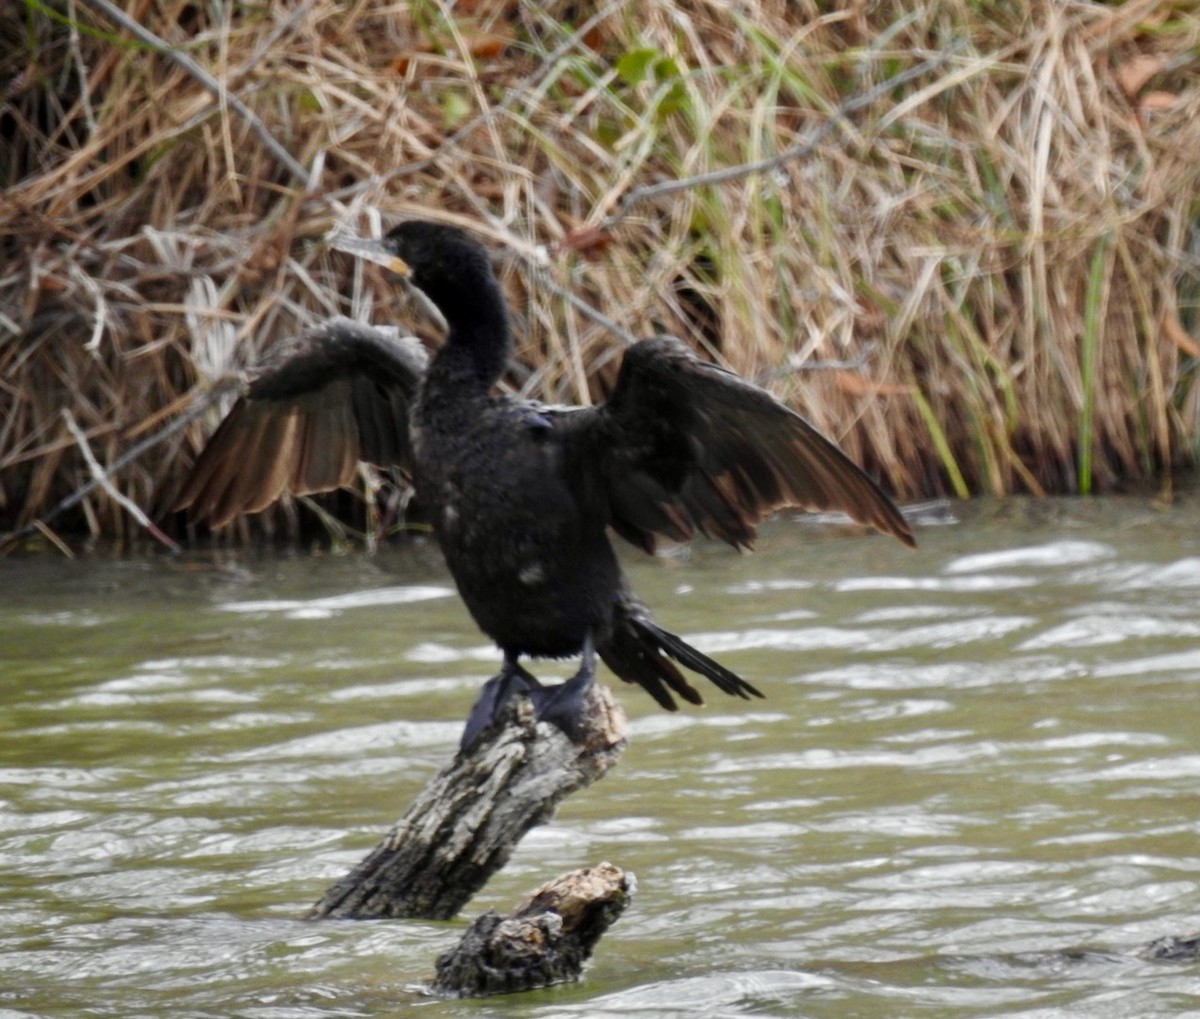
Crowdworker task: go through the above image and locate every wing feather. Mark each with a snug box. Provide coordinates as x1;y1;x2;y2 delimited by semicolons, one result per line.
175;319;426;526
589;336;914;552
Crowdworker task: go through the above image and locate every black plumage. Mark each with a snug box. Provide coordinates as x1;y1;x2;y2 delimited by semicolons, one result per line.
176;220;914;743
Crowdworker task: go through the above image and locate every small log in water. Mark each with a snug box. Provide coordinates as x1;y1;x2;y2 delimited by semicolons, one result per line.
306;681;627;922
1143;931;1200;961
432;862;635;997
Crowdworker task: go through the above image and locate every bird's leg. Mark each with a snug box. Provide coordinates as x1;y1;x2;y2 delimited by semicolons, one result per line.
532;633;598;743
460;651;545;751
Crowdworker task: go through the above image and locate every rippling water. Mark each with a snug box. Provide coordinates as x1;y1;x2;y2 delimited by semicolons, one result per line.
3;498;1200;1018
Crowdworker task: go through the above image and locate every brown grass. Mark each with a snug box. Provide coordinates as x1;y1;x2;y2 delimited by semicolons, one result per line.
3;0;1200;546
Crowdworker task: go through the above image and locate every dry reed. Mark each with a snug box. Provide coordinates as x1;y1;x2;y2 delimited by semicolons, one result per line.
2;0;1199;546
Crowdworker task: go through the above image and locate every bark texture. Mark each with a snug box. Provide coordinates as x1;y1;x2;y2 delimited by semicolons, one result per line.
432;862;635;997
307;682;627;920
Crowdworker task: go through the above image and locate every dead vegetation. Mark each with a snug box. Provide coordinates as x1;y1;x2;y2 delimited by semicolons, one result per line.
2;0;1199;547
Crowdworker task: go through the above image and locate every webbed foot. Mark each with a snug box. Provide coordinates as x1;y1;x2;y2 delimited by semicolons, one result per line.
530;634;597;743
460;656;544;751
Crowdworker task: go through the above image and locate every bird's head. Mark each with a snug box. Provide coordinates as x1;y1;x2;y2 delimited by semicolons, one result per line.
330;221;496;333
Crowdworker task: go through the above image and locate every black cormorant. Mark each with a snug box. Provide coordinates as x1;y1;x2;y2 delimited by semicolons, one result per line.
176;220;915;745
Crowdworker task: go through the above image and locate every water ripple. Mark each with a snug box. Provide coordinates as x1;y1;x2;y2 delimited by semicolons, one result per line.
4;500;1200;1019
943;540;1114;573
217;584;453;618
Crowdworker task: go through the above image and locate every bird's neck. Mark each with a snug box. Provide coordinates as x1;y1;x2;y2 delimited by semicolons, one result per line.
436;277;512;389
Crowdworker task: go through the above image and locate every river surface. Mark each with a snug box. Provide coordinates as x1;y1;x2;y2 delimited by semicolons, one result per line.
3;497;1200;1018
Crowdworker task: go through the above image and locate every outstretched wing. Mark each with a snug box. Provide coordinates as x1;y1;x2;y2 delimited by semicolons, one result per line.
175;318;427;527
584;335;914;552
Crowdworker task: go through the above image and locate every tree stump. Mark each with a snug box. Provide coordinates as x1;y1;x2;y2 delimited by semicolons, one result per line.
432;862;635;997
306;680;627;921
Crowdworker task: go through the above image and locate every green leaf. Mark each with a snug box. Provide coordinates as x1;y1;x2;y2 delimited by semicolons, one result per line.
653;56;681;83
657;79;688;118
615;48;659;87
441;90;472;130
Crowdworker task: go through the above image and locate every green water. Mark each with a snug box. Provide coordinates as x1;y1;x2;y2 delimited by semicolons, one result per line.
3;498;1200;1017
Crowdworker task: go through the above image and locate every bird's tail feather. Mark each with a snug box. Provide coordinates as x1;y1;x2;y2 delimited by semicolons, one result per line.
599;609;763;711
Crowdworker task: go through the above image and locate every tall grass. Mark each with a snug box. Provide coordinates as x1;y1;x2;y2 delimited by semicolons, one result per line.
2;0;1199;545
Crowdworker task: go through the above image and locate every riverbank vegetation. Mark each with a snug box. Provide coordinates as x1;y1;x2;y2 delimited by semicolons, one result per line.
3;0;1199;546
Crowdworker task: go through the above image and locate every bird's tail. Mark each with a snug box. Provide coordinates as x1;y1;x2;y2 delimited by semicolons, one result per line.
598;602;764;711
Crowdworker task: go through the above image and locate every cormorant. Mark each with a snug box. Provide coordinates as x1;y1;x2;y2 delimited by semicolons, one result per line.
176;220;915;746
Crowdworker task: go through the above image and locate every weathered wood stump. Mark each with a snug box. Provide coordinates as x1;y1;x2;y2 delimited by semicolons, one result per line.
432;862;635;997
307;680;627;921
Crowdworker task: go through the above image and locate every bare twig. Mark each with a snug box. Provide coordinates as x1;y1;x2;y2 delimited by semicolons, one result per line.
0;387;234;553
75;0;312;187
600;47;962;232
235;0;320;82
527;264;640;347
62;410;183;552
755;344;879;385
489;47;969;358
324;0;631;201
66;0;98;135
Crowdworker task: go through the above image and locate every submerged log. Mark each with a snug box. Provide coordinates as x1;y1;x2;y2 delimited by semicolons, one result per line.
307;681;627;921
1143;931;1200;961
432;862;635;997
